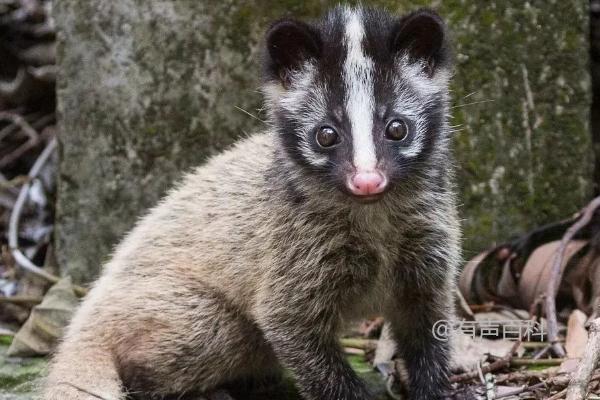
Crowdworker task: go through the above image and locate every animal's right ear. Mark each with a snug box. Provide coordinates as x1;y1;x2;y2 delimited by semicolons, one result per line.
264;19;321;88
391;9;450;78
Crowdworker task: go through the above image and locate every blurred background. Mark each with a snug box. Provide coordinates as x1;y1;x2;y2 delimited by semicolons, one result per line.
1;0;594;283
0;1;598;399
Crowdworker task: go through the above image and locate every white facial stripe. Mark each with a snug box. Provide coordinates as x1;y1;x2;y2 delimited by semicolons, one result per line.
343;9;376;171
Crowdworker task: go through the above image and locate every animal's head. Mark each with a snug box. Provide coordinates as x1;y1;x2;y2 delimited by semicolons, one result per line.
262;6;453;203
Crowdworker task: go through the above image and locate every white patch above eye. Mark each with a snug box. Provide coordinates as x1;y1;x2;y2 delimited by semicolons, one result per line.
262;63;318;114
392;91;423;159
343;8;376;172
391;56;451;160
397;54;451;99
262;63;330;167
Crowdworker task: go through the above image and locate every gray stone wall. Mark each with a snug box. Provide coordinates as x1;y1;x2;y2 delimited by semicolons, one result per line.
54;1;593;283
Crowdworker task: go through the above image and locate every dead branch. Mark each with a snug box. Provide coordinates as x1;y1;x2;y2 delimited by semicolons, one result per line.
509;358;565;367
339;338;378;351
0;68;31;103
6;138;88;297
566;317;600;400
0;110;41;168
495;382;546;399
547;388;568;400
0;67;53;105
0;110;38;141
531;344;552;359
455;288;475;321
0;295;42;305
8;138;57;282
545;195;600;357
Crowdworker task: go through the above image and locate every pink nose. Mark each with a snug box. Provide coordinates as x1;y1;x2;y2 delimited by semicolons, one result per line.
347;171;388;196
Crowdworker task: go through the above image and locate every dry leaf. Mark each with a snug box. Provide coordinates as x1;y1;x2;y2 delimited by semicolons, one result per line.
565;309;588;359
451;333;522;372
7;277;78;357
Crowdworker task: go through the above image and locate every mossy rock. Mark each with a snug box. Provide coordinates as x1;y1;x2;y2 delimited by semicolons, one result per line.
55;1;592;282
0;345;46;399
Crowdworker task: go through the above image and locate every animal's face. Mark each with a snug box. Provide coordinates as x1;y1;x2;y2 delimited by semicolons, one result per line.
263;7;452;202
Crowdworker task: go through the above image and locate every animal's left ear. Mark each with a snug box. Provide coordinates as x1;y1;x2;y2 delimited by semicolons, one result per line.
391;9;450;77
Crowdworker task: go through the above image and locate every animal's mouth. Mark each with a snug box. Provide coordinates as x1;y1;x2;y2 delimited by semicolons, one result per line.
349;192;385;203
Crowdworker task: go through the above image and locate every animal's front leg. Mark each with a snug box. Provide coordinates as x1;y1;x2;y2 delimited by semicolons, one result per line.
385;250;458;399
387;290;453;399
256;275;372;400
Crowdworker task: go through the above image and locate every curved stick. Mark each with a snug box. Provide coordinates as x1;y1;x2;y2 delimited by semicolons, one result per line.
545;196;600;356
566;318;600;399
7;138;87;296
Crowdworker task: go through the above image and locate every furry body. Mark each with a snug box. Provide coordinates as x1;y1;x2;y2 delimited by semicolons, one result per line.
44;6;461;400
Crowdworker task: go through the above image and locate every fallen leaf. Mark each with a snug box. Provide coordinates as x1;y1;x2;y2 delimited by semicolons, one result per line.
451;333;521;372
558;358;580;374
565;309;588;359
7;277;78;357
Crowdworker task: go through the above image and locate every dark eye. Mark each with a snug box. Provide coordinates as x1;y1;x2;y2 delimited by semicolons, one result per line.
385;119;409;141
316;126;339;148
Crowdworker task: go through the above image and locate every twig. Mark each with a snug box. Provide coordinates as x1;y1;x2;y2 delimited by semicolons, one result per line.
495;369;561;384
566;317;600;400
547;388;567;400
0;175;29;189
545;196;600;357
450;340;521;383
495;382;546;399
455;289;475;321
339;338;378;350
522;341;556;349
0;295;42;305
532;345;552;359
510;357;565;367
7;138;87;297
343;347;365;356
0;111;41;168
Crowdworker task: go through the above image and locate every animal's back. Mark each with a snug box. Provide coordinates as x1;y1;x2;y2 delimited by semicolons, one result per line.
108;131;278;302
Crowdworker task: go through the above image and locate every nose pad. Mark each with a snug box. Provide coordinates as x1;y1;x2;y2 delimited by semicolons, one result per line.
347;170;388;196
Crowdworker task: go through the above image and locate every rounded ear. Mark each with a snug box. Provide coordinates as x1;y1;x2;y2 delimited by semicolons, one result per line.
391;9;450;77
264;19;321;87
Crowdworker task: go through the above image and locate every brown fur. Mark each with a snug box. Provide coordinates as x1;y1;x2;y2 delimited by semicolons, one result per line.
45;6;460;400
43;133;460;400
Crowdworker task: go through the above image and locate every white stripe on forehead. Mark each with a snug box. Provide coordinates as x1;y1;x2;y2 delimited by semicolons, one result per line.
343;9;377;171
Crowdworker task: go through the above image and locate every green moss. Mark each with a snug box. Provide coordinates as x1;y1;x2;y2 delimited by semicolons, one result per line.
0;346;45;392
0;336;13;347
